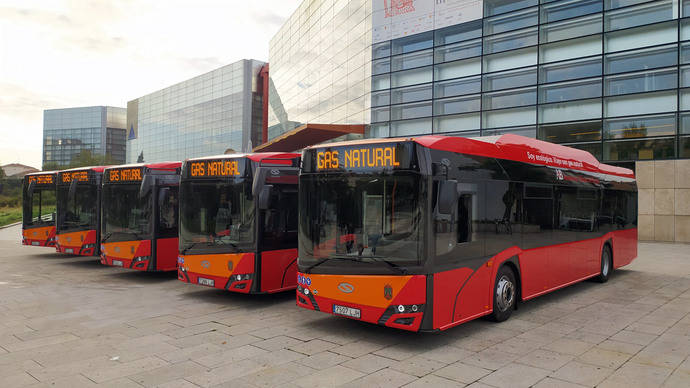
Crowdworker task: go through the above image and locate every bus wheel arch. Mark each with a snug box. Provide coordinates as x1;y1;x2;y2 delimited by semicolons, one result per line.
596;241;613;283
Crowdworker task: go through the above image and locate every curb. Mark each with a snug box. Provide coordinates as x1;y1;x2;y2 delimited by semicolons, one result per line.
0;221;21;229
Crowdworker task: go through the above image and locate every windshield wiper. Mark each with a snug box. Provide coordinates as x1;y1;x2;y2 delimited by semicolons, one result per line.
367;256;409;275
302;256;359;273
181;242;204;255
102;232;113;243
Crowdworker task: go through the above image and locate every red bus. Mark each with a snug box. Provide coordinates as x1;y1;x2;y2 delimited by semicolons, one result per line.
177;153;300;294
100;162;181;271
22;171;57;247
56;166;109;256
296;135;637;332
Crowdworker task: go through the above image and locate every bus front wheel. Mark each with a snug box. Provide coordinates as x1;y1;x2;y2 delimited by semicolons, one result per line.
595;245;612;283
489;266;517;322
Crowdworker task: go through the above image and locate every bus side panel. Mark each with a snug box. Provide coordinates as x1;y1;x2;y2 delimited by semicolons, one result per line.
548;244;572;289
432;268;473;329
612;228;637;268
259;248;298;293
156;237;179;271
454;264;493;323
518;249;550;299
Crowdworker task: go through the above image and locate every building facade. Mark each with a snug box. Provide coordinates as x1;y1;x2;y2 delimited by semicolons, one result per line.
126;59;266;164
43;106;127;167
269;0;690;166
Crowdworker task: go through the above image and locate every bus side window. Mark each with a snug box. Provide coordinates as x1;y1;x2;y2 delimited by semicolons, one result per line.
457;195;471;243
262;185;298;250
158;187;179;238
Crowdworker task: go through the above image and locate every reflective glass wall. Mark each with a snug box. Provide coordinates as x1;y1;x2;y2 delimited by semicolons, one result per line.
43;106;127;167
126;59;265;164
370;0;690;163
268;0;372;140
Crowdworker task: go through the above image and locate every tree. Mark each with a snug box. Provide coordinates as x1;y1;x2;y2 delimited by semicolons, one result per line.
68;150;113;168
0;167;5;180
137;151;145;163
42;162;61;171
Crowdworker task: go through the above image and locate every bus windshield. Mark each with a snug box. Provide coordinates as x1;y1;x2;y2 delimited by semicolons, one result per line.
23;187;56;227
299;173;425;273
102;184;152;242
179;179;255;254
57;185;98;232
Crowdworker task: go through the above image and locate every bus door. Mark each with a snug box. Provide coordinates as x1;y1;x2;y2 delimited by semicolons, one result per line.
154;183;179;271
254;165;299;293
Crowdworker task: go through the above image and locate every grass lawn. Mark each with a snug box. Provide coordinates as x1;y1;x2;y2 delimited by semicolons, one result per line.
0;207;22;227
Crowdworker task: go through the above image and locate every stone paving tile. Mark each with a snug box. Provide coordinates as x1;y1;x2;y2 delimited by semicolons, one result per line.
515;348;574;371
237;361;316;388
185;358;266;387
292;365;364;387
550;360;614;387
433;362;492;385
347;367;417;388
128;360;207;387
598;361;673;388
577;347;632;369
419;345;474;364
389;355;446;377
82;356;170;383
532;377;588;388
192;344;268;368
288;338;338;355
479;363;550;388
403;374;466;387
295;350;351;370
340;353;398;374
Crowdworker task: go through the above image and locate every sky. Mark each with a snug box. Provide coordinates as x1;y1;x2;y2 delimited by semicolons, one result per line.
0;0;299;168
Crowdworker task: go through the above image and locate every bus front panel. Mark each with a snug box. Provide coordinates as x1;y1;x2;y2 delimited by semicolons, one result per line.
22;174;56;247
178;252;255;293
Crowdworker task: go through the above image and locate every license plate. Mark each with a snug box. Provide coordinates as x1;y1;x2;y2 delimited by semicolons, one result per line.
198;277;214;287
333;305;361;319
31;242;40;246
65;248;73;254
112;260;123;267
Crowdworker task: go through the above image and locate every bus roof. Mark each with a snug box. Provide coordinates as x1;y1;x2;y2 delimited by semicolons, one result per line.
59;165;112;173
104;162;182;171
25;171;58;176
306;135;634;179
185;152;300;163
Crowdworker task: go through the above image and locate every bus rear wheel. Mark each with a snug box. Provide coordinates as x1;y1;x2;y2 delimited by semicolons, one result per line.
595;245;612;283
490;266;517;322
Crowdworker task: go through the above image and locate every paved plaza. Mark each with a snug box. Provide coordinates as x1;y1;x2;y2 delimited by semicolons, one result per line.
0;224;689;388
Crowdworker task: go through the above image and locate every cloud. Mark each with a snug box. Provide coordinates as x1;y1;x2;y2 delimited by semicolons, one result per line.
250;9;289;28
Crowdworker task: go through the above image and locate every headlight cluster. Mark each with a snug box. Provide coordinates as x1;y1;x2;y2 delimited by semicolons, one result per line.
82;243;97;249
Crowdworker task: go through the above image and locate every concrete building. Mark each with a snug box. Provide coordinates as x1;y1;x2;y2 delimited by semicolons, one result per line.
0;164;39;178
126;59;266;164
42;106;127;167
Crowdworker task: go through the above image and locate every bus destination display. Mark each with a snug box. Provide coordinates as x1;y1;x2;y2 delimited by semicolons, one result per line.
308;143;414;172
60;171;89;183
107;167;143;183
28;174;54;185
187;159;244;178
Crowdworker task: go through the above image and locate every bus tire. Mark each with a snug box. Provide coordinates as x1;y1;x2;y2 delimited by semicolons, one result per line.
489;265;517;322
595;244;612;283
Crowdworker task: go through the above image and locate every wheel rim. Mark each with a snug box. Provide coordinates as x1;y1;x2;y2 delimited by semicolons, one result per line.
602;250;610;276
495;275;515;312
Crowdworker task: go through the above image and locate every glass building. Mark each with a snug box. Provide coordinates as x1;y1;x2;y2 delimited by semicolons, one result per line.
269;0;690;165
126;59;266;164
43;106;127;167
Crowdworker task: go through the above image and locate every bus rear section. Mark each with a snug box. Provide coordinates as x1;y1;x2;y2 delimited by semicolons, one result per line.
55;167;108;256
100;163;181;271
22;172;57;247
296;135;637;332
177;153;300;294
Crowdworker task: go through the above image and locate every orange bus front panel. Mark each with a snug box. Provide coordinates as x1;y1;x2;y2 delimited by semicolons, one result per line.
295;273;426;332
101;240;152;270
22;226;56;247
178;253;255;293
56;230;97;256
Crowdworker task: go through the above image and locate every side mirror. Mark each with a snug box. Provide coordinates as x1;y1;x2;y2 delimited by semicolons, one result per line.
139;175;154;198
437;180;458;216
27;181;36;197
68;179;78;200
258;185;273;210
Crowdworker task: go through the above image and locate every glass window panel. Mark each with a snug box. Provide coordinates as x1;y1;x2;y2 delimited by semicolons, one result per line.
680;136;690;157
434;57;481;81
604;137;676;160
373;41;391;59
680;88;690;110
685;0;690;17
434;39;482;63
482;87;536;110
434;20;482;46
434;95;481;115
539;78;602;103
604;114;676;139
484;27;538;54
485;0;538;16
541;0;602;23
483;46;537;73
391;31;433;55
566;142;603;159
682;18;690;40
391;101;432;120
391;84;432;104
434;76;482;98
605;45;677;74
372;74;390;91
391;50;433;71
372;58;390;75
391;66;432;87
605;68;677;96
434;113;481;133
604;90;677;117
372;107;389;123
539;98;602;123
605;0;677;32
539;57;602;83
482;125;537;137
540;34;601;63
390;118;432;136
540;14;602;43
484;7;538;35
605;0;651;10
367;123;390;138
371;90;390;107
681;42;690;64
605;21;677;53
539;120;602;143
483;106;536;128
483;67;537;91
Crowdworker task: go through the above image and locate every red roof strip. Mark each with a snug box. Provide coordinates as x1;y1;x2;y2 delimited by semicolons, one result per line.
413;134;634;179
61;165;112;173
